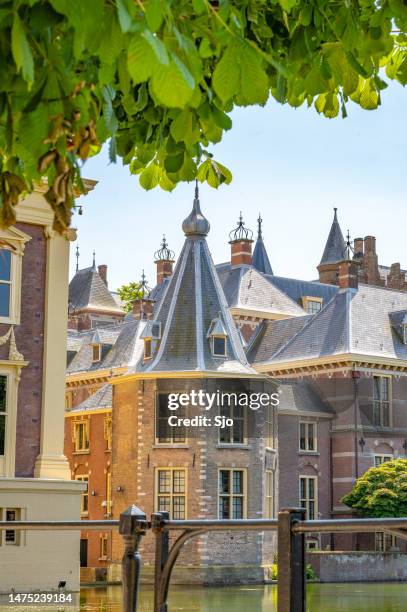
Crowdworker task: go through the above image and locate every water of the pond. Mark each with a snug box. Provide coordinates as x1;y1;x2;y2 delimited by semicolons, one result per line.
79;583;407;611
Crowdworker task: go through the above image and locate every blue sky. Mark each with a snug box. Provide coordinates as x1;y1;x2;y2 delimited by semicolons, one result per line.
73;82;406;291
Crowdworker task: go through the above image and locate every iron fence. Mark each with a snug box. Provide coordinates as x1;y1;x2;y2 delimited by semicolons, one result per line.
1;507;407;612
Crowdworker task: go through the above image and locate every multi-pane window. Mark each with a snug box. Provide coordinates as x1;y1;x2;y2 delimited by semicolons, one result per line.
92;344;101;363
306;300;322;315
375;532;396;552
300;476;317;520
156;468;186;519
299;422;317;452
373;376;391;427
100;535;108;559
76;475;89;515
104;415;112;451
218;469;246;519
374;454;393;467
156;393;186;444
219;401;245;444
0;249;12;318
265;470;274;518
0;376;7;457
0;508;21;546
73;420;89;452
265;405;273;449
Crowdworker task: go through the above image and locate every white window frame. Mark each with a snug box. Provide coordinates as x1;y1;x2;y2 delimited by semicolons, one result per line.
0;227;31;325
300;476;318;520
155;392;187;445
299;421;317;452
374;454;393;467
373;375;392;427
218;399;247;445
375;532;396;552
212;335;227;357
155;467;187;519
218;468;247;519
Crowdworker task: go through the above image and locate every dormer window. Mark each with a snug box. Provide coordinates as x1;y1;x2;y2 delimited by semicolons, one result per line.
207;314;228;358
92;344;101;363
212;336;226;357
144;338;152;360
302;296;323;315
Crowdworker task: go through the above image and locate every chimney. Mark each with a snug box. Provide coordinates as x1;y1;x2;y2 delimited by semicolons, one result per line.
387;262;406;290
338;259;360;289
98;264;108;286
131;298;154;320
362;235;384;286
229;213;253;267
353;238;364;257
154;236;175;285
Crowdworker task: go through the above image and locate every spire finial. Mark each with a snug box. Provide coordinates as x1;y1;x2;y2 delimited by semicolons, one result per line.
92;250;96;269
345;229;354;259
75;245;80;272
257;213;263;239
139;269;150;299
182;182;210;237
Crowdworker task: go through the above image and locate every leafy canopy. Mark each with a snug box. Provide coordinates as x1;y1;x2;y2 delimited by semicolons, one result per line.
117;281;144;312
0;0;406;231
342;459;407;518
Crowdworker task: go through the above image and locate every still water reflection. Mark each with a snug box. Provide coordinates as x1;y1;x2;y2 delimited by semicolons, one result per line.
80;583;407;611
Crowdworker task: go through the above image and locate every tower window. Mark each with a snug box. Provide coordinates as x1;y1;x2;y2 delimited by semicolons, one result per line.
212;336;226;357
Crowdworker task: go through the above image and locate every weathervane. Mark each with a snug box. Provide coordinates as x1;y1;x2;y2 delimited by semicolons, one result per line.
75;245;80;272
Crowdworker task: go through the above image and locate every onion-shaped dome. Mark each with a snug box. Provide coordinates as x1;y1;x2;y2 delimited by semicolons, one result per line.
182;181;210;237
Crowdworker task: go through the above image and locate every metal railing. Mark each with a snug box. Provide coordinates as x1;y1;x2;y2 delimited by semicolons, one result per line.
1;506;407;612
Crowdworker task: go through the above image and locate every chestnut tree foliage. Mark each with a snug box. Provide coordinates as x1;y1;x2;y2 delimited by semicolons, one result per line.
0;0;406;231
342;459;407;517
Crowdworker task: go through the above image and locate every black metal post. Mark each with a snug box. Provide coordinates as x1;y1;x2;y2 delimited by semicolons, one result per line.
152;511;170;612
119;505;148;612
277;508;306;612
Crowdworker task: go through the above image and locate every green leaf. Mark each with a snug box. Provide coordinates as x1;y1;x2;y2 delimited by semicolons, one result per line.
128;35;155;84
11;13;34;84
145;0;164;33
116;0;133;32
142;29;169;65
212;44;240;103
239;43;269;105
139;161;161;189
151;54;194;108
278;0;299;12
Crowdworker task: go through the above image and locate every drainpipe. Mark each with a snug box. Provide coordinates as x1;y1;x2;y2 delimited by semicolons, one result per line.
352;370;360;551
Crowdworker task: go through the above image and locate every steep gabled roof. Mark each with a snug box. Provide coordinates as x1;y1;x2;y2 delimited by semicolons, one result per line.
266;275;339;307
319;208;346;265
69;266;124;314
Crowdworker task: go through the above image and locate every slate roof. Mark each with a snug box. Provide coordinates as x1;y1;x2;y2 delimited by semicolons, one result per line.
216;263;306;317
70;384;112;412
67;320;143;374
319;209;346;265
247;316;312;365
266;275;339;308
69;266;124;314
134;190;258;376
278;380;333;415
254;284;407;365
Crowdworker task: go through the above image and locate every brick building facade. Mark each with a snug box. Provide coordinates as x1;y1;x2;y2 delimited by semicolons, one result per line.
65;197;407;582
